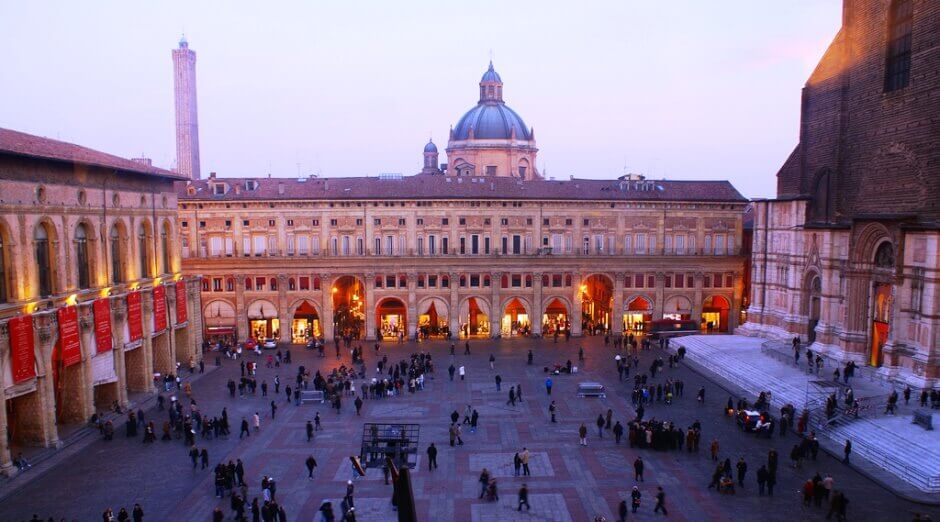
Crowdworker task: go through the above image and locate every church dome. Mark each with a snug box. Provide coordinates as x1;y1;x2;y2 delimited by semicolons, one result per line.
480;61;502;83
452;103;532;140
424;139;438;153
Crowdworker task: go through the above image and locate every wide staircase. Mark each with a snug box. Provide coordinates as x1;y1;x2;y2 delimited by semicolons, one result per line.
672;335;940;493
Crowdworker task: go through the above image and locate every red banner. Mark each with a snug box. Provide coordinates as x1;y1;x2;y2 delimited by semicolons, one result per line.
127;291;143;343
56;306;82;367
153;285;167;332
175;280;188;325
9;315;36;383
93;298;113;353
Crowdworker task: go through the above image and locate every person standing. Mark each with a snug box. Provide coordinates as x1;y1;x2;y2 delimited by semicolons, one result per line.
489;354;496;370
189;445;199;469
634;457;644;482
240;418;250;439
131;504;144;522
448;364;456;381
596;414;605;438
315;412;322;430
270;401;278;420
305;455;317;478
756;465;768;495
459;365;466;381
253;412;261;431
201;447;210;469
843;439;852;464
495;374;502;391
736;457;747;487
653;486;667;516
517;483;530;511
354;396;363;415
618;500;628;522
545;377;553;396
508;386;516;406
630;486;641;513
427;443;438;471
579;424;588;446
549;401;557;423
710;439;719;461
464;341;471;355
306;421;314;442
613;421;624;444
521;447;530;476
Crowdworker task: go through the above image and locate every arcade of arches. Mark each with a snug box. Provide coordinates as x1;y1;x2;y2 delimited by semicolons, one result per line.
200;273;739;344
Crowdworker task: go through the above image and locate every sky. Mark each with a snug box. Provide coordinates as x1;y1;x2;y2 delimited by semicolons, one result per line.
0;1;842;198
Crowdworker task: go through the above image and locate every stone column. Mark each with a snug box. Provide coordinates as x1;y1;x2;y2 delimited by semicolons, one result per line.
449;272;460;339
654;272;665;321
111;299;129;406
406;271;418;338
0;324;15;476
572;274;584;336
140;294;156;391
321;274;334;341
532;272;543;336
490;272;502;338
189;279;205;363
364;272;376;341
235;275;248;343
34;315;61;448
692;272;704;326
277;274;290;342
77;304;96;421
612;272;625;335
166;286;180;365
729;272;744;331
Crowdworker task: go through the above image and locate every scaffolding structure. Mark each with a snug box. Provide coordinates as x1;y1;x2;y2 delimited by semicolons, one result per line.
359;423;420;470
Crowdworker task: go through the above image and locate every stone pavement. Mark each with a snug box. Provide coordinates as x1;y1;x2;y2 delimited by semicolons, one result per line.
672;335;940;497
1;335;938;521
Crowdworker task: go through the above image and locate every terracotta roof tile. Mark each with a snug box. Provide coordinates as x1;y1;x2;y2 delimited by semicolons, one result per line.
178;175;747;203
0;127;184;180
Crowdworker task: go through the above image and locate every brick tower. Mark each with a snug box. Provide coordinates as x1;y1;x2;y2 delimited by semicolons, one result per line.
172;36;201;180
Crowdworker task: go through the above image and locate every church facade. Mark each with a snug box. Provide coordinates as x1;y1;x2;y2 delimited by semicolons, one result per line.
179;63;750;345
738;0;940;388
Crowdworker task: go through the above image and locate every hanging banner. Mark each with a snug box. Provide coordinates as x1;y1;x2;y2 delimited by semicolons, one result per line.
153;285;167;333
127;291;143;343
9;315;37;383
57;306;82;367
93;298;113;354
175;280;188;325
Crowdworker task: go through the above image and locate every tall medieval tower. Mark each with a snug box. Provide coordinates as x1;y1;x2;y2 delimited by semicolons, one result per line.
172;36;201;180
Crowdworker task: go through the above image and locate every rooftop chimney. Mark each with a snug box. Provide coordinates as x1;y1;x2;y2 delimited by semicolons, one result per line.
131;157;153;167
278;181;285;195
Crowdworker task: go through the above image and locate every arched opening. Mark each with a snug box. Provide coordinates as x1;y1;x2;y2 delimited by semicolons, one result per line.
160;221;172;275
418;298;448;338
542;297;569;336
110;221;127;284
623;296;653;333
501;297;530;337
247;299;279;341
74;223;91;290
0;226;9;303
204;300;237;344
580;274;613;334
291;300;321;344
869;241;896;368
807;275;822;344
34;221;56;297
332;276;365;338
137;221;152;279
460;297;490;337
702;295;730;333
376;297;407;340
663;295;692;321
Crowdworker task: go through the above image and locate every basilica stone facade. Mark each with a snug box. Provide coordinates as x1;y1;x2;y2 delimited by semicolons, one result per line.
179;64;749;345
738;0;940;388
0;129;203;475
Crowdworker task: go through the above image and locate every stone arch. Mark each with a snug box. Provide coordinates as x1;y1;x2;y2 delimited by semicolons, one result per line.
541;294;573;317
34;216;60;297
541;295;572;335
72;217;97;290
663;295;693;317
0;216;17;302
802;269;823;344
851;222;893;265
702;294;731;333
246;299;278;340
458;296;491;337
624;294;654;312
417;296;449;336
501;296;533;336
160;218;174;275
623;294;654;333
375;296;407;339
288;298;322;318
418;296;449;318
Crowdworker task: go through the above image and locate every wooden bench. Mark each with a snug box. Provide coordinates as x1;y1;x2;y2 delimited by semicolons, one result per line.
577;382;606;398
301;390;325;404
912;409;933;431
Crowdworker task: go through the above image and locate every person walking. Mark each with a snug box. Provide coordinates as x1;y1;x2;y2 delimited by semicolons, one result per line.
200;447;210;469
478;468;490;499
314;412;322;431
448;364;456;381
579;423;588;446
459;365;466;381
240;418;250;439
843;439;852;464
306;421;314;442
653;487;667;516
549;401;557;423
631;486;641;513
495;374;502;391
305;455;318;478
596;414;605;438
613;421;624;444
427;443;438;471
489;354;496;370
253;412;261;431
464;341;471;355
756;465;768;495
189;445;199;469
710;439;719;461
736;457;747;487
508;386;516;406
270;401;278;420
545;377;553;396
634;457;644;482
517;483;531;511
618;500;628;522
354;396;363;416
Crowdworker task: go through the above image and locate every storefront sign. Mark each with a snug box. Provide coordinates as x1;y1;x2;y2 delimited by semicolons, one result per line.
93;298;113;354
175;280;188;325
9;315;37;383
153;285;167;333
57;306;82;367
127;291;143;343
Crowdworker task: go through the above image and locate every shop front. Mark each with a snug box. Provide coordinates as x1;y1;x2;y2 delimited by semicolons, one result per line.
247;299;279;340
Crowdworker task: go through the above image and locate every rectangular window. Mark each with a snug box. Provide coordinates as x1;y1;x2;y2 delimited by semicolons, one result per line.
459;217;466;225
551;234;563;253
484;236;490;255
704;235;712;254
428;275;437;287
552;274;562;287
687;274;694;288
330;237;338;256
312;219;319;226
635;274;644;288
649;235;656;254
675;234;685;255
442;236;449;254
727;234;735;255
471;234;479;255
374;237;381;255
256;277;265;291
512;235;521;255
675;273;685;288
501;236;508;254
311;238;320;255
253;236;266;256
624;273;632;288
386;235;394;255
500;218;509;226
212;278;222;292
636;233;647;254
210;236;222;256
511;274;522;287
374;218;381;226
417;237;424;256
286;235;295;255
225;237;233;256
298;236;309;255
715;235;725;255
664;235;673;254
386;275;396;288
268;236;277;255
357;237;364;255
594;234;604;254
665;274;672;288
268;219;275;227
726;274;734;288
429;235;437;255
342;236;350;256
911;267;925;313
459;236;466;255
399;218;406;226
647;274;655;288
299;277;310;290
417;276;425;288
470;274;480;287
243;237;251;256
486;166;497;176
416;218;424;225
884;0;913;92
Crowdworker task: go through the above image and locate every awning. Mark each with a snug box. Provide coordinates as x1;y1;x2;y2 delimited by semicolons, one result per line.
206;326;235;335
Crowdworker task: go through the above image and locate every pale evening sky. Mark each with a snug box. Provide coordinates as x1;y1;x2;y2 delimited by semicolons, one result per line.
0;1;841;198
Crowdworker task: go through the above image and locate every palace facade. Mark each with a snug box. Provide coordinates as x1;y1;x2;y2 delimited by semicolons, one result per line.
739;0;940;387
0;128;203;475
179;63;749;345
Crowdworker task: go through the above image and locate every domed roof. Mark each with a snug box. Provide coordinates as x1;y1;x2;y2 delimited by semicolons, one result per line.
481;61;501;83
453;103;531;141
423;139;438;153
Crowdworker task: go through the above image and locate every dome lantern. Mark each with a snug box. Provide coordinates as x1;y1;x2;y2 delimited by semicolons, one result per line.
479;61;503;102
